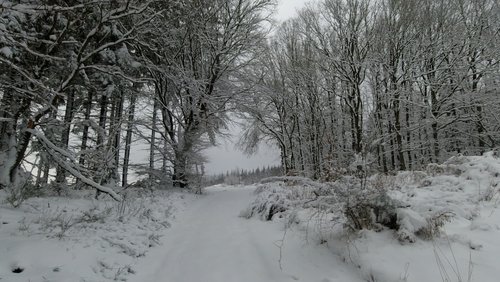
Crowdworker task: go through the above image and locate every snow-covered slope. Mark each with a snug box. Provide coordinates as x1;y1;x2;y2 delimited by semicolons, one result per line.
244;152;500;282
351;153;500;282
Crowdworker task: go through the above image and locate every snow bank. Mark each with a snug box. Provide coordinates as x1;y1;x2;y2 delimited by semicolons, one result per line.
243;152;500;281
0;189;194;281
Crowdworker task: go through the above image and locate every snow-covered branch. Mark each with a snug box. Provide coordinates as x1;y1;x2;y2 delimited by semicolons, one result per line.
26;129;122;201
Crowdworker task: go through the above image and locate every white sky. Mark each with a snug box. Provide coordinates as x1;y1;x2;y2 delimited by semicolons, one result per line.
275;0;312;22
203;121;281;175
203;0;312;175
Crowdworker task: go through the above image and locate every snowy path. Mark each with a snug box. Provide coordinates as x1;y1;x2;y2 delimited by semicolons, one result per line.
131;186;363;282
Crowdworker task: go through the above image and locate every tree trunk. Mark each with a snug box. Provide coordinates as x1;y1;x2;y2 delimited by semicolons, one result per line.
79;90;93;166
55;89;76;188
149;99;158;174
0;89;17;187
95;92;108;196
97;93;108;147
110;88;124;184
405;102;413;170
173;151;188;188
394;95;406;170
122;94;136;187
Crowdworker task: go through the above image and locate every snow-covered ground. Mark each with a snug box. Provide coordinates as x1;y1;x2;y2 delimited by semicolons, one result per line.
346;154;500;282
0;185;364;282
243;153;500;282
131;185;363;282
2;152;500;282
0;189;196;282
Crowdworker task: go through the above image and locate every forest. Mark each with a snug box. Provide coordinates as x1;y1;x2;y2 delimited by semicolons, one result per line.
242;0;500;179
0;0;499;199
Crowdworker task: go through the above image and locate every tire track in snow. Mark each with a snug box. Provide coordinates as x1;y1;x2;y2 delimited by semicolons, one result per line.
130;186;363;282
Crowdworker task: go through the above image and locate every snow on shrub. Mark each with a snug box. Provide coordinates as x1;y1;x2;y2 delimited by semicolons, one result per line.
243;152;500;244
335;176;401;232
243;174;402;234
240;176;327;220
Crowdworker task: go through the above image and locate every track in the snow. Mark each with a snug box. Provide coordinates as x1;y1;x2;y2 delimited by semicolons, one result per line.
130;186;363;282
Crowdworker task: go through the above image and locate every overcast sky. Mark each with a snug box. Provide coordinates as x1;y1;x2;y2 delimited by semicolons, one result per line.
275;0;311;21
203;0;312;175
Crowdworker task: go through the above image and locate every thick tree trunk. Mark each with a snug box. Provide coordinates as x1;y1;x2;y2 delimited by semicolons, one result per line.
0;89;17;187
173;152;188;188
9;100;34;184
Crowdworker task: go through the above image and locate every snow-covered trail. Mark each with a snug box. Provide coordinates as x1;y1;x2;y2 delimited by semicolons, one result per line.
131;186;363;282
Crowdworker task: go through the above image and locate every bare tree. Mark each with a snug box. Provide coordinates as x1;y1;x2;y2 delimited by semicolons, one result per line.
139;0;274;187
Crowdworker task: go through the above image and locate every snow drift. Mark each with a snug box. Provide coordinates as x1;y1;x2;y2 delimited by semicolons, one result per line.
243;152;500;281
